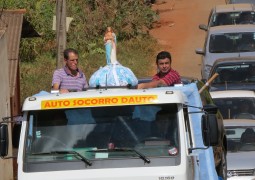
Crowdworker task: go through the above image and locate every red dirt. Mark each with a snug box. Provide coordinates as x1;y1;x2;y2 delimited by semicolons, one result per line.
149;0;224;79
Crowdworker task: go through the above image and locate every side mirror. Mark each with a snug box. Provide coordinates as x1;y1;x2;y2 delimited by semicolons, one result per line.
199;24;208;31
195;48;205;55
0;124;9;157
201;114;219;146
203;104;218;114
12;123;21;148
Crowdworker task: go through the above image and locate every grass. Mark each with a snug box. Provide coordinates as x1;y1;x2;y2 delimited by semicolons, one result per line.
20;36;159;104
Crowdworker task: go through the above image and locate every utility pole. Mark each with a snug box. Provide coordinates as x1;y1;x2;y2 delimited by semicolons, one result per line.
56;0;66;69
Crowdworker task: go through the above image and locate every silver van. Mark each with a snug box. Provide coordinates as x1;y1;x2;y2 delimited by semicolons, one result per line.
196;24;255;79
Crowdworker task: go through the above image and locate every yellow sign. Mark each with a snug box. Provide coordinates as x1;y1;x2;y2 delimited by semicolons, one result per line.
41;95;158;109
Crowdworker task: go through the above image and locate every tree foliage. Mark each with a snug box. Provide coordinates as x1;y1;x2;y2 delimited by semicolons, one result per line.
3;0;157;61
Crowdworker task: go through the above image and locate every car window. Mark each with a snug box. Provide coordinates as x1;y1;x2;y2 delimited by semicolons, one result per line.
226;126;255;152
211;63;255;83
213;97;255;119
209;32;255;53
227;0;255;4
210;11;255;27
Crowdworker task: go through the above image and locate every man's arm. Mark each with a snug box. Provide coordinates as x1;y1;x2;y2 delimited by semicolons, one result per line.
137;79;167;89
52;83;60;90
52;83;69;93
52;70;69;93
52;70;61;90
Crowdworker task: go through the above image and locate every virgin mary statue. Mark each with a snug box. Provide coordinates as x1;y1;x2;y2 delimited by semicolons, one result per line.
89;27;138;87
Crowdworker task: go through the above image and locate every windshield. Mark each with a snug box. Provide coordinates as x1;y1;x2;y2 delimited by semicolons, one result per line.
209;32;255;53
210;11;255;27
213;97;255;119
229;0;255;4
226;126;255;152
211;63;255;83
24;104;180;171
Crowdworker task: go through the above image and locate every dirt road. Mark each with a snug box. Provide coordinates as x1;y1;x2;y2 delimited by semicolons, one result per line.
150;0;224;79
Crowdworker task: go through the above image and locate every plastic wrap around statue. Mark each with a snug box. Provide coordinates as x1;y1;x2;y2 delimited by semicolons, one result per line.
89;27;138;87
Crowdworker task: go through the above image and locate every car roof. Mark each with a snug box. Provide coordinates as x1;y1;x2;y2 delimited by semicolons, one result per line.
215;3;254;12
223;119;255;126
228;0;255;4
212;56;255;65
209;24;255;34
210;90;255;98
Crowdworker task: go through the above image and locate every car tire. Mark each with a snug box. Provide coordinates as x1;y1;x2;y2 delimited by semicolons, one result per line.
217;150;227;180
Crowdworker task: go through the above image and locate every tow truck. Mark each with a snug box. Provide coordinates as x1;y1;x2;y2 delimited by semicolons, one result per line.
0;81;226;180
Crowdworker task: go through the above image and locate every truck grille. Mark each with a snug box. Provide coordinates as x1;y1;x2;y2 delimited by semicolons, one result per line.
227;169;255;177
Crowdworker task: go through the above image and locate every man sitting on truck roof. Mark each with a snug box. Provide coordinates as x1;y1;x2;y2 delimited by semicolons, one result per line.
137;51;181;89
52;48;88;93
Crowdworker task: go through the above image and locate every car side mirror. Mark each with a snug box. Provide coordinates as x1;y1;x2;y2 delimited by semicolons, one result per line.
201;114;219;146
199;24;208;31
0;124;9;157
195;48;205;55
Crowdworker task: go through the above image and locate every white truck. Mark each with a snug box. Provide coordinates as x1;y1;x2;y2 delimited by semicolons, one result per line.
0;82;226;180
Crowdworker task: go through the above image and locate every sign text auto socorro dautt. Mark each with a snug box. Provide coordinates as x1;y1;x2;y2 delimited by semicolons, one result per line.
41;95;158;109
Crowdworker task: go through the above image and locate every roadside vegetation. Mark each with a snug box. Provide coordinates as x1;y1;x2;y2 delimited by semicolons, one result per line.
4;0;159;103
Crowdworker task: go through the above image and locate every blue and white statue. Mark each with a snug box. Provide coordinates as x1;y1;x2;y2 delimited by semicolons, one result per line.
104;27;118;65
89;27;138;87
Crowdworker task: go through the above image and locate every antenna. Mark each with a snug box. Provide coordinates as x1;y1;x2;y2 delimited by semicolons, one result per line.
106;74;108;90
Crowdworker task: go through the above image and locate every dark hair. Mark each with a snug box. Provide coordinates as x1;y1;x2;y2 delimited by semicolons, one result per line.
63;48;78;60
156;51;172;64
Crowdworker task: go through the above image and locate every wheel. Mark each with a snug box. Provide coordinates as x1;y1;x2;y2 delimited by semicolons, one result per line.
217;151;227;180
32;135;68;152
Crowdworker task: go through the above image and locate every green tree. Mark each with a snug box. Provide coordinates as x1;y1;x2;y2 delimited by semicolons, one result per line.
4;0;157;61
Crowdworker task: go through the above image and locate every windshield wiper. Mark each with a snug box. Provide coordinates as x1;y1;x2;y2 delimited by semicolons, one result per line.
238;49;254;52
87;148;150;164
32;150;92;166
210;50;230;53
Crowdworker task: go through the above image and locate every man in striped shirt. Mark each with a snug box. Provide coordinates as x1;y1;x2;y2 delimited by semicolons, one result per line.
52;48;88;93
137;51;181;89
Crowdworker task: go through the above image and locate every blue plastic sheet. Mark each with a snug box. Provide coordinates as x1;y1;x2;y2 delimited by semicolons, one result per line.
160;83;218;180
89;64;138;87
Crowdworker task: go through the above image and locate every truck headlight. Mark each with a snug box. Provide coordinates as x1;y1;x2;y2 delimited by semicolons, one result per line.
227;170;232;178
227;170;237;177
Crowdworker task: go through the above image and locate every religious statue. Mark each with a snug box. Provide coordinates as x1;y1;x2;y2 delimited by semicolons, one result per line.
104;27;118;65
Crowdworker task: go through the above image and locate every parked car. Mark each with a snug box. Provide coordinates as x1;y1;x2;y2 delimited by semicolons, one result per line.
226;0;255;4
210;90;255;119
196;24;255;79
199;4;255;31
224;119;255;179
208;56;255;91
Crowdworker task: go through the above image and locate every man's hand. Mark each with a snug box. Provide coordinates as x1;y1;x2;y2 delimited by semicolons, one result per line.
137;83;146;89
137;80;166;89
60;89;69;94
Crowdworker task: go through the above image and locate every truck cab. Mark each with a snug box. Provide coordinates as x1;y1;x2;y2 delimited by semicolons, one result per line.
0;82;226;180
